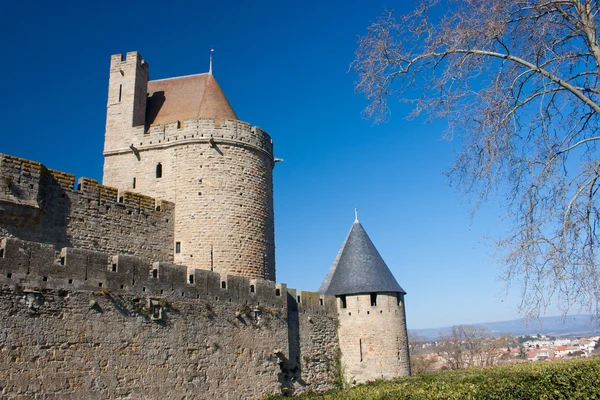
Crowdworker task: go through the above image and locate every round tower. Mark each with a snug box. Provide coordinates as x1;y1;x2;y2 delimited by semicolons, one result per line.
102;51;275;280
320;217;410;384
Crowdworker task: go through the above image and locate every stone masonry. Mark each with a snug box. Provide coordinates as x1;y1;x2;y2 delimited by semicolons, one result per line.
0;49;410;398
103;52;275;280
0;154;174;262
0;237;339;399
336;292;410;384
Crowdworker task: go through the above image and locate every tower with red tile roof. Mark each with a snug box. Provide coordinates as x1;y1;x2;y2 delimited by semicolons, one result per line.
103;51;275;280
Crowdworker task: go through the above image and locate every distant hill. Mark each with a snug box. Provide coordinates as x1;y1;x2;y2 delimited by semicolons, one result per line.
410;314;600;341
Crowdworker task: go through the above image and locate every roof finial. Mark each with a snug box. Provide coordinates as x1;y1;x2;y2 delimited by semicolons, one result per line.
209;48;214;75
354;208;359;222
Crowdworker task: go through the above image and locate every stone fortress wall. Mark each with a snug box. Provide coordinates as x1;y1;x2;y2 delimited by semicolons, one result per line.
0;236;339;399
0;50;410;398
102;52;275;280
0;153;174;262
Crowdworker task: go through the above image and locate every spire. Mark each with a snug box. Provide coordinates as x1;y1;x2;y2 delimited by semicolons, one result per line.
209;48;214;75
319;219;405;295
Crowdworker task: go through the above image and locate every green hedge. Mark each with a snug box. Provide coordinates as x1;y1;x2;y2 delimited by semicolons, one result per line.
264;357;600;399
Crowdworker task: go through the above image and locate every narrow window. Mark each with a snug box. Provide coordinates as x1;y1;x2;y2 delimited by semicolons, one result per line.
118;84;122;102
151;269;158;279
156;163;163;178
340;295;347;309
319;298;324;306
210;245;214;271
175;242;181;254
221;281;227;289
188;274;194;284
397;293;402;306
111;263;117;272
132;177;136;189
275;288;281;296
297;295;301;303
397;337;401;359
359;339;363;362
370;293;377;307
0;248;4;258
250;285;255;293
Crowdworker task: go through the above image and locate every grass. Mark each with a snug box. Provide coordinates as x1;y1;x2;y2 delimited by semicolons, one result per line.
263;356;600;399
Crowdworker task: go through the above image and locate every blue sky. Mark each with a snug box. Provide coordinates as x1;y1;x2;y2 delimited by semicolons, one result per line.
0;0;565;329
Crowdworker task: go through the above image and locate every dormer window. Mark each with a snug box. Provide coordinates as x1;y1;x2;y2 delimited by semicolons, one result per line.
156;163;163;178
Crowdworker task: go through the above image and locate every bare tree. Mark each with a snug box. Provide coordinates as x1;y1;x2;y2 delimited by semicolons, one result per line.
409;333;437;373
437;326;466;370
353;0;600;319
437;325;499;369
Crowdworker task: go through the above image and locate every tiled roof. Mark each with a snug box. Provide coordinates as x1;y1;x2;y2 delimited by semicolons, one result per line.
146;73;237;126
319;220;405;296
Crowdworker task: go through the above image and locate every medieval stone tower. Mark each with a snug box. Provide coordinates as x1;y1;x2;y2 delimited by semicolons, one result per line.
102;51;275;280
320;217;411;383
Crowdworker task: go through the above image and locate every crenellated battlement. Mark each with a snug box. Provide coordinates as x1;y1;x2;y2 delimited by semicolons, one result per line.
0;237;336;317
0;153;175;261
105;117;274;160
0;153;171;215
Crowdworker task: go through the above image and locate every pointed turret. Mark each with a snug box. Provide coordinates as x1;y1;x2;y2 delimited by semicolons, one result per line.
319;220;405;295
321;216;411;384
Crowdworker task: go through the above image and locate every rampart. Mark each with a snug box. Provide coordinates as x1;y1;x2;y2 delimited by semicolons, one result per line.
0;153;174;261
0;237;339;398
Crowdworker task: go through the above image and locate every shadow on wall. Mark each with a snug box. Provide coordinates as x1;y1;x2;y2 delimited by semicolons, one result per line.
145;91;166;127
0;167;72;250
278;291;308;395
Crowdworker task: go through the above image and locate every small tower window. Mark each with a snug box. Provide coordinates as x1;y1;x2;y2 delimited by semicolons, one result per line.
340;295;347;309
370;293;377;307
175;242;181;254
156;163;163;178
132;177;136;189
118;84;122;102
359;339;363;362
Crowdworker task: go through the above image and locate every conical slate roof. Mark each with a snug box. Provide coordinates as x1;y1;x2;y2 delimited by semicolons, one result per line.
319;220;406;296
146;73;237;126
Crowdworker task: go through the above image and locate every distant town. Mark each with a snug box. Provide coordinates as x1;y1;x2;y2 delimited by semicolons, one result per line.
410;330;599;373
